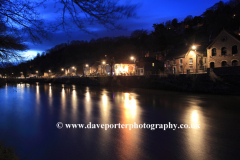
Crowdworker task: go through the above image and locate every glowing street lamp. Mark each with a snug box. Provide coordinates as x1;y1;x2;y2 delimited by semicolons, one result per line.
72;66;77;75
130;56;136;63
61;68;64;71
49;70;51;73
36;71;38;73
86;64;89;67
130;56;136;75
192;45;197;73
102;61;106;74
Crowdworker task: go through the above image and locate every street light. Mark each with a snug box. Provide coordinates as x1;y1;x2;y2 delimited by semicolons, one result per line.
49;70;51;73
192;45;197;73
61;68;64;71
130;56;136;75
130;56;136;62
36;71;38;73
84;64;89;76
72;66;77;75
102;61;106;74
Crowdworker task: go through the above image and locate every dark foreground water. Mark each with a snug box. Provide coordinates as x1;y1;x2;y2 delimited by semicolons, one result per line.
0;83;240;160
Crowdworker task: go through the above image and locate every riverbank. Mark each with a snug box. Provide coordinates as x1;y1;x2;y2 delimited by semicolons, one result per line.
2;73;240;95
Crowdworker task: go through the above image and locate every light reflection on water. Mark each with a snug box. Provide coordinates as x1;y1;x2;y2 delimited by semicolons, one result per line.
123;93;137;120
85;87;91;122
183;100;206;160
0;84;240;159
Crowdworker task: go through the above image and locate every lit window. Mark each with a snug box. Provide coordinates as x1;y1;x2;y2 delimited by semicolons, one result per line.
189;58;193;64
152;63;154;67
140;69;143;73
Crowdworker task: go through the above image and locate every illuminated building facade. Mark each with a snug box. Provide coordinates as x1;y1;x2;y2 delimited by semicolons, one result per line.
164;45;207;74
114;63;136;76
207;29;240;68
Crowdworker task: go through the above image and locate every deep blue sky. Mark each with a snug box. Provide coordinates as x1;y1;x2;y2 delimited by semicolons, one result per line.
22;0;229;59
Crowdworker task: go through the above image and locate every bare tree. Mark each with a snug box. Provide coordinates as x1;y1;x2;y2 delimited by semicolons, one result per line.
0;0;48;43
0;21;28;66
53;0;137;33
0;0;137;65
0;0;137;40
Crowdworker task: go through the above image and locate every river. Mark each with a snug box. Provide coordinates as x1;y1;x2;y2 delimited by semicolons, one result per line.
0;83;240;160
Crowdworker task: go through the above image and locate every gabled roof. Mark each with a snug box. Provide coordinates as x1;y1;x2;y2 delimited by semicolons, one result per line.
207;29;240;49
165;43;207;60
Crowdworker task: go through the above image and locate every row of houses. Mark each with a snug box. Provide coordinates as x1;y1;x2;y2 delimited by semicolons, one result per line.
79;29;240;77
37;29;240;77
165;29;240;75
2;30;239;78
83;57;163;76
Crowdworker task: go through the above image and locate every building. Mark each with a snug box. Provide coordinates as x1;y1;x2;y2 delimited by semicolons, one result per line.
164;45;207;74
29;74;37;78
137;57;163;75
84;62;98;76
97;60;111;75
67;66;77;76
44;72;49;77
207;29;240;68
114;59;136;76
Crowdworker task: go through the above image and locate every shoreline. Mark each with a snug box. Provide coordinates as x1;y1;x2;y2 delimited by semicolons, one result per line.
2;74;240;95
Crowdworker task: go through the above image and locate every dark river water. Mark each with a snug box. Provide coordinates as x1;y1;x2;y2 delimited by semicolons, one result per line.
0;83;240;160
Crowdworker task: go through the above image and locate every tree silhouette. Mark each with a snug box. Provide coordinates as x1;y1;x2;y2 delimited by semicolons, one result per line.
0;0;137;66
0;0;48;43
171;18;178;28
54;0;137;33
0;22;28;66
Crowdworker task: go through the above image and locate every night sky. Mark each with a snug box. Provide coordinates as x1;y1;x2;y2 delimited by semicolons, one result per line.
22;0;229;60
